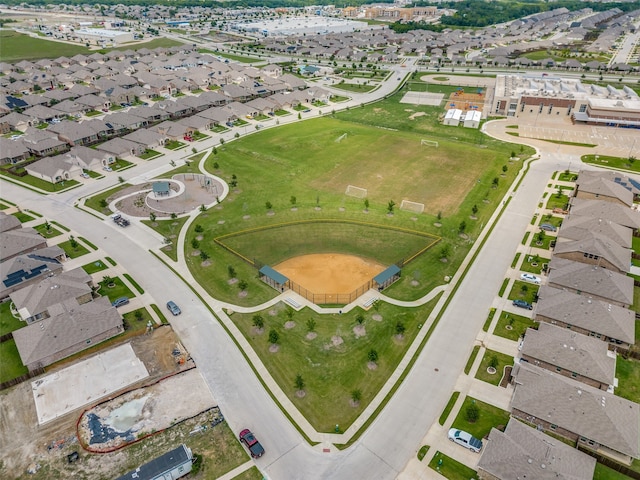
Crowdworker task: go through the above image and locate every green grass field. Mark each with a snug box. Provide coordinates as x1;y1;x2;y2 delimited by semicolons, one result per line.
0;30;90;62
0;338;28;383
233;298;438;432
493;312;535;341
33;223;63;238
475;349;514;386
450;396;510;440
97;277;135;303
82;259;109;275
58;239;90;259
429;451;478;480
0;301;23;336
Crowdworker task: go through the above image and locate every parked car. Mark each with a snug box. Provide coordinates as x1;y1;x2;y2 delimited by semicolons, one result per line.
513;299;533;310
112;297;129;308
80;172;90;179
448;428;483;453
540;223;557;232
103;166;113;172
239;429;265;458
166;300;181;316
520;273;541;284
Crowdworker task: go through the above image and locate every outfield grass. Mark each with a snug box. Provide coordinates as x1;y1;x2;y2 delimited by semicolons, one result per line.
0;339;28;383
451;396;510;440
233;298;438;432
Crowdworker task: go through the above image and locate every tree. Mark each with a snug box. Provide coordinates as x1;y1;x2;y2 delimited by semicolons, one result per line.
387;200;396;214
69;235;78;249
268;329;279;345
44;220;51;231
465;402;480;423
489;355;499;369
99;199;108;208
234;132;240;138
220;137;225;144
194;224;203;233
227;265;236;278
238;279;248;291
536;230;546;244
191;238;199;249
436;211;442;221
395;321;406;336
286;306;294;321
102;274;114;286
252;314;264;329
502;164;508;173
440;244;451;260
199;251;209;261
356;313;365;325
213;161;219;169
364;198;369;211
294;374;305;391
265;201;272;210
149;212;156;222
459;220;467;234
351;389;362;404
368;349;378;363
298;112;301;120
134;309;143;321
510;151;516;159
290;196;297;206
492;177;499;188
199;204;207;212
306;318;316;332
170;213;177;220
471;204;478;216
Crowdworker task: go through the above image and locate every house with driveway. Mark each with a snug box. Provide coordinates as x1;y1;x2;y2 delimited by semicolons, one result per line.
96;137;145;159
0;227;47;262
535;285;635;348
0;250;64;299
478;418;596;480
25;154;83;184
569;197;640;231
552;230;631;274
574;174;634;207
520;322;616;391
511;362;640;464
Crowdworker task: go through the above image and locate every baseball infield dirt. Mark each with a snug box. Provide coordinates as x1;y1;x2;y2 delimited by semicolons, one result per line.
274;253;386;294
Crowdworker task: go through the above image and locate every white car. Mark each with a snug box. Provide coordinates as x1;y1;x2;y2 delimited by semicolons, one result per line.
520;273;541;284
448;428;483;453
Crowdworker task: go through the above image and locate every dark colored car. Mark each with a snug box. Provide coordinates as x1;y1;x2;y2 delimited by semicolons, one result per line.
239;429;265;458
513;299;533;310
112;297;129;308
166;300;181;316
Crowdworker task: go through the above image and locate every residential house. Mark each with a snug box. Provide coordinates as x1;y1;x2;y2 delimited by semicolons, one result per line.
559;214;632;249
0;212;21;233
511;362;640;464
0;137;30;164
546;257;633;308
576;169;640;202
553;230;631;273
261;64;283;78
196;107;234;127
21;128;69;157
96;137;145;158
0;249;64;299
0;111;34;131
9;267;93;323
246;97;277;116
575;175;634;207
68;145;114;170
122;129;166;150
50;99;85;119
477;418;596;480
176;115;211;132
13;296;123;371
105;111;148;133
25;154;83;183
569;197;640;231
535;285;635;348
48;120;106;147
22;105;61;125
520;322;616;390
150;120;193;140
75;94;110;112
0;228;47;262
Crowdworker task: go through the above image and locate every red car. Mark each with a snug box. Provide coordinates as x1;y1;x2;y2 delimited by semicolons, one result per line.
239;429;265;458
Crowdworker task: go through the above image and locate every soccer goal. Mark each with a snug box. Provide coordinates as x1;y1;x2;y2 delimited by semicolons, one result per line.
400;200;425;214
421;139;439;147
345;185;368;199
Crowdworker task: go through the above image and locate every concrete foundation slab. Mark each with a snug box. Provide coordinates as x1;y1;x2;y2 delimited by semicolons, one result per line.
32;343;149;425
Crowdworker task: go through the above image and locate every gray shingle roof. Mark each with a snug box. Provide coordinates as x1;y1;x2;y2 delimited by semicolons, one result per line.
512;363;640;458
576;176;634;207
521;322;616;386
560;214;631;248
554;230;631;273
570;198;640;230
0;228;46;261
536;285;635;343
478;418;596;480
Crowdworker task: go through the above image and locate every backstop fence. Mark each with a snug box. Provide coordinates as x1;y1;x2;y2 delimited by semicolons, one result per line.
288;279;373;305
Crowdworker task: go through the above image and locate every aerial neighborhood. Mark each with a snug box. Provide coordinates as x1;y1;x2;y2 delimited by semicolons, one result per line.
1;1;640;480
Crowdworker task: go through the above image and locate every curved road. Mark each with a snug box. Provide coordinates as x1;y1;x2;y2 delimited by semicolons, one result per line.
2;67;631;480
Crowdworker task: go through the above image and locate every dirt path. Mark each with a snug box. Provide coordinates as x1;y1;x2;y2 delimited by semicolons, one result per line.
274;253;386;294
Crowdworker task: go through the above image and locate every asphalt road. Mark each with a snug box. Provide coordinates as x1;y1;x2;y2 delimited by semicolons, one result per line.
1;63;626;479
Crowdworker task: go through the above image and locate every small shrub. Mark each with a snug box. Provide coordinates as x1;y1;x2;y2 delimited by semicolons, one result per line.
269;329;279;345
252;314;264;329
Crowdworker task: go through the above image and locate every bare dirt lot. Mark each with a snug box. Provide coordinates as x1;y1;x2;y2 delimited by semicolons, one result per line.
0;326;191;479
274;253;386;294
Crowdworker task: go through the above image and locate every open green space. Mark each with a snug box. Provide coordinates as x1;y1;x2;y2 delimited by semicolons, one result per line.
614;357;640;402
0;339;28;383
233;298;438;432
97;276;135;302
582;154;640;173
0;30;89;62
429;451;478;480
84;183;132;214
332;82;377;93
34;223;63;238
508;280;539;305
58;238;90;259
451;396;510;440
475;349;514;386
142;217;190;262
216;51;260;63
493;311;535;341
0;301;23;336
82;259;109;275
107;37;185;52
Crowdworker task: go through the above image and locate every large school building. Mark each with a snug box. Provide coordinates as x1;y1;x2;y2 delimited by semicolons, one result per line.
492;74;640;128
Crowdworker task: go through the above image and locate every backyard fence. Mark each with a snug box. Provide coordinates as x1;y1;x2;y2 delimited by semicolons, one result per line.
0;367;44;391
